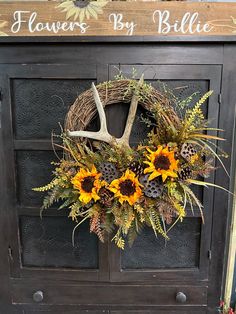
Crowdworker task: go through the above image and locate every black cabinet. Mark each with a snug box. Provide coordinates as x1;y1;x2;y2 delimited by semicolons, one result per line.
0;43;235;314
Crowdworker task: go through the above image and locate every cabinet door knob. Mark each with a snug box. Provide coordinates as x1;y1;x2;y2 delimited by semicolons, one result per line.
33;290;44;303
176;291;187;303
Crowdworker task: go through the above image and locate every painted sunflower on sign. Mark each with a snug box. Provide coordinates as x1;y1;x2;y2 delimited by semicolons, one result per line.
109;169;142;206
71;165;102;204
57;0;108;22
144;146;179;182
0;16;8;36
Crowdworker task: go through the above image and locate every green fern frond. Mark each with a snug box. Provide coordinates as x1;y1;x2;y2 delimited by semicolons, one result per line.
180;90;213;139
148;209;169;239
112;228;125;250
32;179;57;192
172;201;186;222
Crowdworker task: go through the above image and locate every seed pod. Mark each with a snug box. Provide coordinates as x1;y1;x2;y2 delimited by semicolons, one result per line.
98;162;119;183
180;143;197;161
139;174;163;198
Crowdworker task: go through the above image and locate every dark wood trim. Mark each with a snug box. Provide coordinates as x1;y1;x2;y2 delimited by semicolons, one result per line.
0;44;223;65
0;35;236;44
110;311;207;314
11;281;208;306
0;64;97;79
0;76;17;313
19;304;206;313
22;310;108;314
207;44;236;313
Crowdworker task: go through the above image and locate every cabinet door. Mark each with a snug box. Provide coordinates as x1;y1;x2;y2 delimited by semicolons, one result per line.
108;64;221;283
0;64;109;283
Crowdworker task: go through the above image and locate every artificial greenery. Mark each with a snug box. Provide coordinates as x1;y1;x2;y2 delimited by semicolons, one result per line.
33;79;228;249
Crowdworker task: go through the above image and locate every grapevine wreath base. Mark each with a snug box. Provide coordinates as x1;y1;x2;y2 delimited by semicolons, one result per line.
34;76;228;249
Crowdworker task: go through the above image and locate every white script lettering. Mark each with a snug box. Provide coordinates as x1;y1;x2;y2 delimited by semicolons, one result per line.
152;10;213;34
109;13;137;36
11;11;89;34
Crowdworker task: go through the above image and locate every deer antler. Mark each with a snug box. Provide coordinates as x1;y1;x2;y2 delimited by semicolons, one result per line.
67;82;113;144
67;75;144;148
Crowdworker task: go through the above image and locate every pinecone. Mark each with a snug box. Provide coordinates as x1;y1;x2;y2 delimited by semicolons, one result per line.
98;162;118;183
129;161;144;177
99;187;114;207
139;174;163;198
180;143;197;161
178;166;193;180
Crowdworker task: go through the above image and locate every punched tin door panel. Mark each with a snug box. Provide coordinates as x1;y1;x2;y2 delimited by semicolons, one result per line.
0;64;109;283
108;64;221;283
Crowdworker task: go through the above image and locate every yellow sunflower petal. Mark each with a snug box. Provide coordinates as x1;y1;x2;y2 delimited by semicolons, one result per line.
166;171;178;178
118;196;125;204
143;160;152;166
146;147;154;154
92;193;100;202
149;171;161;181
79;193;92;204
157;145;163;154
144;165;155;174
162;173;168;182
90;164;96;173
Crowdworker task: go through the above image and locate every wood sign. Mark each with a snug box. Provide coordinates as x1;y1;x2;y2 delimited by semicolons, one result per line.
0;1;235;37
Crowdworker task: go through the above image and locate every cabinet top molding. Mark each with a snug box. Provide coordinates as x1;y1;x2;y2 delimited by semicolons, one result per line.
0;1;235;37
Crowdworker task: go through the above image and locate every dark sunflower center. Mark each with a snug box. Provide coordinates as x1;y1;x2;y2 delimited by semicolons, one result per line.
73;0;90;8
154;155;171;170
81;176;95;193
119;179;136;196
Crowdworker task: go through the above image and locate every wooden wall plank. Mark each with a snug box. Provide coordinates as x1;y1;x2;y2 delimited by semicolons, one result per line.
0;2;235;37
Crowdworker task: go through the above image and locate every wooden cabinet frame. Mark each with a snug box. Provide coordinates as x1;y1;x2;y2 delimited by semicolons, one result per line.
0;42;235;314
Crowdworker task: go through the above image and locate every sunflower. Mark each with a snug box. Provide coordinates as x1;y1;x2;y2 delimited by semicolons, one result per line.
57;0;108;22
109;170;142;206
0;17;8;37
144;146;179;182
71;165;102;204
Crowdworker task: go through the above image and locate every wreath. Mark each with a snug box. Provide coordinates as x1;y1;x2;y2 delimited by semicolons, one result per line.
33;76;228;249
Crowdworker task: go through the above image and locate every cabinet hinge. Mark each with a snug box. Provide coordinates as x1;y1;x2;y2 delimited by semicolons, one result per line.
208;250;212;260
218;93;222;105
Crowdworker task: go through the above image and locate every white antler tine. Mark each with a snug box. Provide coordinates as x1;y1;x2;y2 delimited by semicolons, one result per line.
118;74;144;147
139;73;144;84
91;82;108;132
67;83;113;144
